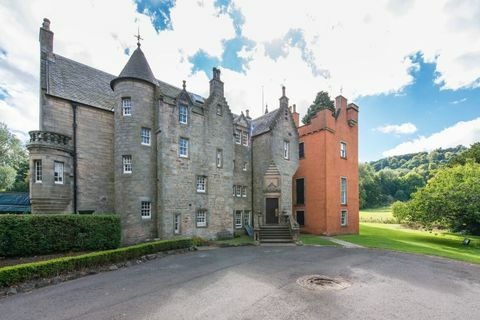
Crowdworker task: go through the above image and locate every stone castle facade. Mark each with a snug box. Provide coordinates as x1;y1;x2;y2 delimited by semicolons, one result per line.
28;19;301;243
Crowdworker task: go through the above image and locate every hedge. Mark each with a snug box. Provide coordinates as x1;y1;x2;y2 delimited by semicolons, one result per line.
0;214;121;257
0;238;192;287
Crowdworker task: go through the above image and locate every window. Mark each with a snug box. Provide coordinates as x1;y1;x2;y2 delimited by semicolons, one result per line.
233;185;236;197
216;104;222;116
243;210;251;227
216;149;223;168
54;161;64;184
299;142;305;158
296;178;304;205
341;210;348;226
179;138;189;158
235;185;241;197
179;104;188;124
234;129;241;144
283;140;290;159
122;155;132;173
296;211;305;226
340;142;347;159
196;176;206;193
241;131;248;146
34;160;42;183
242;162;247;171
196;210;207;227
235;210;242;229
242;186;247;198
141;201;151;219
141;127;151;146
341;177;347;205
174;214;181;234
122;98;132;116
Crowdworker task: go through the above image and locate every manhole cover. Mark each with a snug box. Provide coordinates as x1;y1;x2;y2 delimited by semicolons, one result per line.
297;275;350;290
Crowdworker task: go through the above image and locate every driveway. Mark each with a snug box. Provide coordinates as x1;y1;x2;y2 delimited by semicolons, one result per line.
1;246;479;320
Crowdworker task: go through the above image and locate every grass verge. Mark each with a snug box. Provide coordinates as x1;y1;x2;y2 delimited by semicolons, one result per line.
0;238;192;287
337;223;480;264
213;235;255;246
299;235;340;246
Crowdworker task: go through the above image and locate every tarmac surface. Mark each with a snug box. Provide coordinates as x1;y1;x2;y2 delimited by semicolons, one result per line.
1;245;479;320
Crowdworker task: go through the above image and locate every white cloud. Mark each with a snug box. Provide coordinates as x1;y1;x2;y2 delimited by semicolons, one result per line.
451;97;467;104
375;123;418;135
383;118;480;156
0;0;480;137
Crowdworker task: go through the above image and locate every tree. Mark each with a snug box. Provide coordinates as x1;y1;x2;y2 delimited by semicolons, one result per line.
302;91;335;124
0;122;28;192
449;142;480;166
359;163;382;208
394;161;480;235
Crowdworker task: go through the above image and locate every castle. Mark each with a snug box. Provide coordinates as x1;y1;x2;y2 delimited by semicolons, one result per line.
27;19;358;244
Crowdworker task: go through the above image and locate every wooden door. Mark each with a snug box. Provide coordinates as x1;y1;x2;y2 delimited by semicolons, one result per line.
265;198;279;224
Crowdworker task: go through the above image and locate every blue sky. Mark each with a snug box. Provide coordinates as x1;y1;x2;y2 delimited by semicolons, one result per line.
0;0;479;161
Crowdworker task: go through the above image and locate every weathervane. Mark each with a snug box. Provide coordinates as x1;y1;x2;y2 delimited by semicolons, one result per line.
134;27;143;47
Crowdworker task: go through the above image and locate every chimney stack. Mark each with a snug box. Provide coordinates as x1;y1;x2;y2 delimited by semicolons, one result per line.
246;109;250;118
292;104;299;127
40;18;54;57
209;67;224;97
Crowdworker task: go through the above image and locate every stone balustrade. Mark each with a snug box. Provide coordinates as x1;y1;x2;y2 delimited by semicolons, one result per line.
27;130;73;152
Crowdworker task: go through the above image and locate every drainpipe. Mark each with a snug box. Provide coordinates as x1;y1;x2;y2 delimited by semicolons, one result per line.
71;102;78;214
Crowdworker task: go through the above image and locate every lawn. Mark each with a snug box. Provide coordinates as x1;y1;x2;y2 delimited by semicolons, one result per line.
213;235;255;246
299;235;340;246
360;206;395;223
337;223;480;264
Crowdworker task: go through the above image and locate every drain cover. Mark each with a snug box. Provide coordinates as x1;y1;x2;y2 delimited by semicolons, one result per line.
297;275;350;290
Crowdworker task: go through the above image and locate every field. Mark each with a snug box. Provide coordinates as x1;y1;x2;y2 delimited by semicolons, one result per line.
359;206;395;223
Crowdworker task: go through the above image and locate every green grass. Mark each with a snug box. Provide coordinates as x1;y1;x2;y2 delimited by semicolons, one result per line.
360;206;395;223
299;235;340;246
337;223;480;264
213;235;255;246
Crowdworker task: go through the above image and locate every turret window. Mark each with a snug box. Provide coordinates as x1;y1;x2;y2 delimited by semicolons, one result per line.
54;161;64;184
34;160;42;183
122;98;132;116
123;155;132;173
179;104;188;124
141;128;151;146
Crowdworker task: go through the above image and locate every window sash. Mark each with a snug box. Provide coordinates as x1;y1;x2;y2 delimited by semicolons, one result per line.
233;185;236;197
196;176;206;192
34;160;42;183
243;211;251;227
196;211;207;227
123;155;132;173
340;142;347;158
122;98;132;116
174;214;181;234
341;177;347;204
179;138;189;157
216;149;223;168
299;142;305;158
141;128;151;145
283;141;290;159
141;201;151;219
296;178;305;205
234;130;241;144
179;105;188;124
54;161;64;184
242;186;247;197
241;131;248;146
341;211;348;226
235;185;241;197
235;211;242;228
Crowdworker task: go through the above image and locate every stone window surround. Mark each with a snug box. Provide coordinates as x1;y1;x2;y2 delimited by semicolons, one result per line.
141;200;151;219
196;175;207;193
340;141;347;159
174;213;181;234
122;155;132;173
283;140;290;160
340;176;347;205
341;210;348;226
141;127;151;146
122;97;132;116
234;210;242;229
243;210;251;227
34;159;42;183
179;137;189;158
216;148;223;168
179;104;188;124
54;161;64;184
196;209;207;228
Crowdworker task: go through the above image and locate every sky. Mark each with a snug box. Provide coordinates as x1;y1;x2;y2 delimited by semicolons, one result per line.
0;0;479;161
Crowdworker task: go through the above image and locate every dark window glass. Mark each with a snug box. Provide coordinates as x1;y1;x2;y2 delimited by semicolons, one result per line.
296;211;305;226
299;142;305;158
296;178;304;205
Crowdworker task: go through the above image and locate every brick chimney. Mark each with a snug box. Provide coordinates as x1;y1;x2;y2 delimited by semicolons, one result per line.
291;104;299;127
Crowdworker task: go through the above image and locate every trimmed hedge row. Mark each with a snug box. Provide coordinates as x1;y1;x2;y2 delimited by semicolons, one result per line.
0;238;193;287
0;214;121;257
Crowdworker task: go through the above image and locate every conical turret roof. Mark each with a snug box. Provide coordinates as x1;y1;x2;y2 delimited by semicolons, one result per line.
110;46;156;89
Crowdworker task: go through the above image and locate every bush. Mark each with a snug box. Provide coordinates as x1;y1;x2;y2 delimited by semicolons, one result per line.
0;214;121;257
0;238;192;287
392;201;411;223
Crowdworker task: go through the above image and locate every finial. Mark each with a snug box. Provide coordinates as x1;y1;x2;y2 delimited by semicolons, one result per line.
282;85;286;97
134;27;143;47
265;104;269;114
340;85;343;95
182;80;186;90
42;18;51;30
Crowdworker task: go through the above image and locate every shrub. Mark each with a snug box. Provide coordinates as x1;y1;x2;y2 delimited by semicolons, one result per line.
0;238;192;287
191;236;209;246
392;201;411;223
0;214;121;257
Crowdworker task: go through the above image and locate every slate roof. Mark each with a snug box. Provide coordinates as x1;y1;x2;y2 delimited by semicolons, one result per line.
110;46;157;89
251;108;281;137
0;192;30;213
46;53;205;110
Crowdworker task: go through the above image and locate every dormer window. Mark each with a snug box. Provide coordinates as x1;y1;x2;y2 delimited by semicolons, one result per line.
179;104;188;124
122;98;132;116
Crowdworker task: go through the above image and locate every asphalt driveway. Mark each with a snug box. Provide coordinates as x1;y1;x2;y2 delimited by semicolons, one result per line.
1;246;479;320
